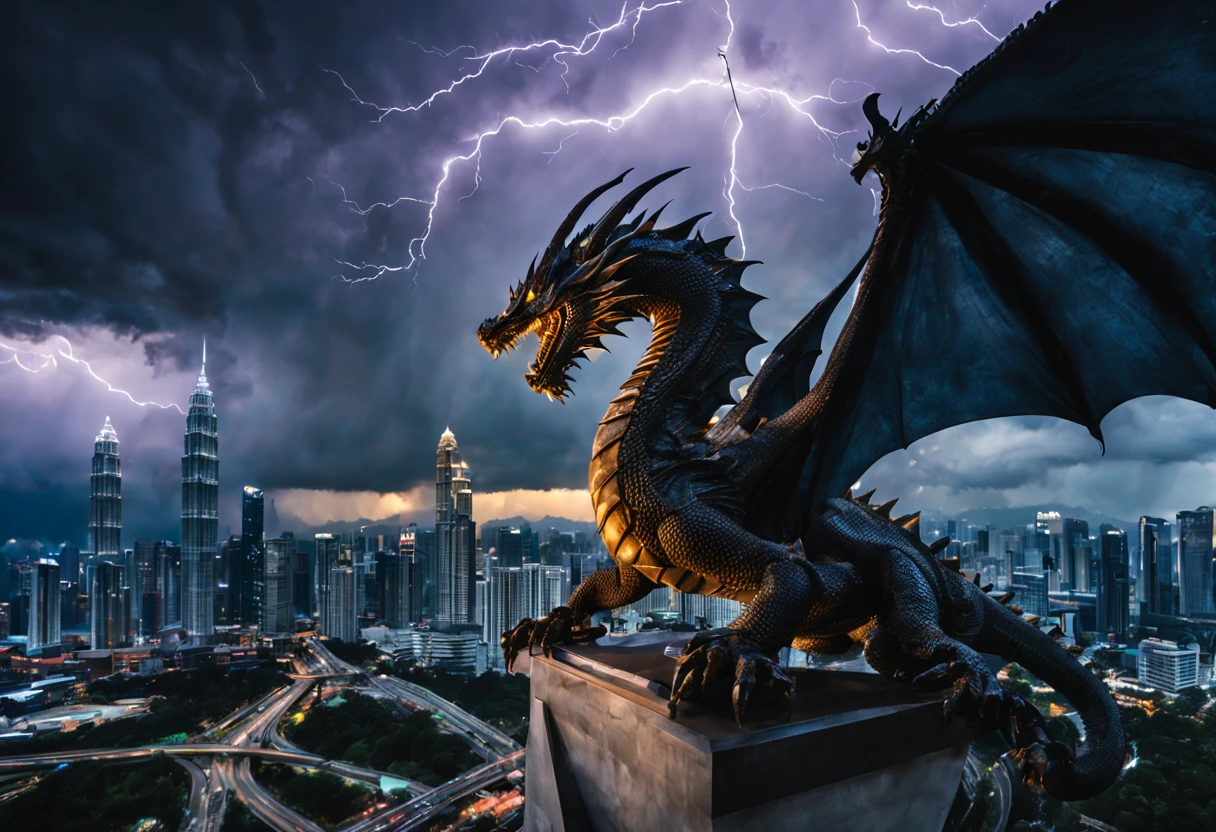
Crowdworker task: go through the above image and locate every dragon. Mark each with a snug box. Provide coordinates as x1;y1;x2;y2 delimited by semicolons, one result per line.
477;0;1216;802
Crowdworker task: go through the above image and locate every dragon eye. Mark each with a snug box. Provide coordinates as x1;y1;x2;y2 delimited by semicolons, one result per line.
526;290;536;303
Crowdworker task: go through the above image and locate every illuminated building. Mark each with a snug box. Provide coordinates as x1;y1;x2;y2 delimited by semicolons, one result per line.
1096;526;1130;641
237;486;265;626
314;533;339;630
90;561;127;649
291;547;311;619
497;527;524;568
27;559;61;650
133;540;158;638
1137;638;1199;693
484;564;571;669
678;594;744;630
89;417;122;563
181;344;217;642
1177;507;1216;616
262;537;293;633
435;428;475;629
399;524;423;624
1138;516;1175;618
326;565;356;642
155;541;181;628
1012;571;1050;618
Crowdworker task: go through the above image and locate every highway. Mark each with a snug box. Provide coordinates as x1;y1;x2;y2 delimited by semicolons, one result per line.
176;757;208;832
307;637;520;758
0;637;522;832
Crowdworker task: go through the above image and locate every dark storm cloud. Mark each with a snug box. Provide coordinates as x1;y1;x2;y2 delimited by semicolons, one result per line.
6;0;1209;544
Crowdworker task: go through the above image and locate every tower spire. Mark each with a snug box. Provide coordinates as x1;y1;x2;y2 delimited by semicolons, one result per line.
197;338;209;389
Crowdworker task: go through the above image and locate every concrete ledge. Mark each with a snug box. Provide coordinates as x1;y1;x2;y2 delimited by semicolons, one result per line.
523;634;970;832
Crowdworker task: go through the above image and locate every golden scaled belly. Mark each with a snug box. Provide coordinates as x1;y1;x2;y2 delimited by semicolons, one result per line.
589;388;749;602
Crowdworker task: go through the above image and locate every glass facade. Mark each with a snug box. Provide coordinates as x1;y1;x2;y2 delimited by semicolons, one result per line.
181;350;217;641
89;417;122;561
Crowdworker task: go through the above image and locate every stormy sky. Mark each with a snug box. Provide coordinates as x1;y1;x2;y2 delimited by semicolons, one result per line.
3;0;1215;549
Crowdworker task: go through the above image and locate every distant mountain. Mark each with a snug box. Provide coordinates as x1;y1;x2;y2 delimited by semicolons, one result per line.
480;515;598;537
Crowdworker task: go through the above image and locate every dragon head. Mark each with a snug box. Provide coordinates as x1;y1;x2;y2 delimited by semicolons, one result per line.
477;168;691;401
850;92;933;185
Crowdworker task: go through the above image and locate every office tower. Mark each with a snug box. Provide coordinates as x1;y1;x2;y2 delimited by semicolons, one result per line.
1096;525;1129;641
1137;638;1199;693
89;417;122;562
238;486;265;626
399;524;423;624
291;548;311;620
262;537;292;633
415;528;436;619
215;535;238;626
497;527;524;568
1039;513;1090;591
314;534;340;631
156;541;181;628
57;544;81;587
326;565;356;642
1177;507;1216;616
484;567;536;669
1012;571;1050;618
132;540;158;637
27;559;61;650
0;603;9;640
435;428;475;629
1138;516;1174;617
91;561;127;648
181;344;218;641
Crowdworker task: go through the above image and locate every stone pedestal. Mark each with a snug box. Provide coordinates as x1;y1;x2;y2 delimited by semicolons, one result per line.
522;633;970;832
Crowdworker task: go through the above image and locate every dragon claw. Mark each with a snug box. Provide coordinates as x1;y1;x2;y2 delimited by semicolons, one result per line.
501;607;605;670
669;629;795;725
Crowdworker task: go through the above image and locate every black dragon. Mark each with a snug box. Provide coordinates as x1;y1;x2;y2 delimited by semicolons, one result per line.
477;0;1216;802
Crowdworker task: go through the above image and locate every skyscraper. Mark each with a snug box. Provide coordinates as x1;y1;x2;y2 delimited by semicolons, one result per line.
435;428;475;630
27;559;61;650
262;537;293;633
1138;516;1174;617
326;565;356;642
1096;525;1130;641
133;540;159;637
238;486;265;626
90;560;126;649
314;533;340;631
181;344;218;641
1177;507;1216;617
156;541;181;628
89;417;122;562
497;527;524;568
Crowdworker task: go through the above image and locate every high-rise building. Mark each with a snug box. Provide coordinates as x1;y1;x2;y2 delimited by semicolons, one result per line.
326;565;357;642
415;528;436;619
435;428;475;630
1012;571;1050;618
89;417;122;563
1039;513;1091;591
27;559;61;650
1137;638;1199;693
1177;507;1216;617
133;540;159;637
1138;516;1175;617
497;527;524;568
314;534;340;631
181;344;218;641
91;561;127;649
156;541;181;628
262;537;293;633
291;547;311;620
215;535;238;626
1096;526;1129;641
238;486;265;626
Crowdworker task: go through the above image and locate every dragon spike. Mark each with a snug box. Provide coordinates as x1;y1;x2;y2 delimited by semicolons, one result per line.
857;488;877;505
997;592;1015;606
844;487;854;500
586;168;688;257
892;107;903;129
972;572;982;585
875;498;898;518
862;93;891;136
895;512;921;533
928;536;950;555
658;211;712;241
525;254;537;282
541;169;632;272
981;583;995;593
637;200;672;235
704;235;734;256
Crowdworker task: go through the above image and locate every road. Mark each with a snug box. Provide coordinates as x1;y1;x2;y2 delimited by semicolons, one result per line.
306;637;519;758
175;757;208;832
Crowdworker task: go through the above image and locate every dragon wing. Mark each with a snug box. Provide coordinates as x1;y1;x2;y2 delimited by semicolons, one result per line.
713;0;1216;543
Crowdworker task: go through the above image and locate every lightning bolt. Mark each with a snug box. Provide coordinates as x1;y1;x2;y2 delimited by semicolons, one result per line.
906;2;1002;41
1;337;186;414
326;0;890;281
850;0;963;75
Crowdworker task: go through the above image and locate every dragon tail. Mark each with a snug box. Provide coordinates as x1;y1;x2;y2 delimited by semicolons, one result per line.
976;595;1126;801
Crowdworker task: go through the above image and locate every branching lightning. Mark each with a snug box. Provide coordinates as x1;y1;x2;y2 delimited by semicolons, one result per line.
1;337;186;414
906;2;1001;41
850;0;963;75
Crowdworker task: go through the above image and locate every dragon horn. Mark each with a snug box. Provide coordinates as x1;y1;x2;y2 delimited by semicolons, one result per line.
540;169;633;272
862;93;890;135
586;168;688;257
526;254;537;282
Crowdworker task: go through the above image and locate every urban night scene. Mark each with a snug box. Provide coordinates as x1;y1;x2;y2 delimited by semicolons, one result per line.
2;1;1215;830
